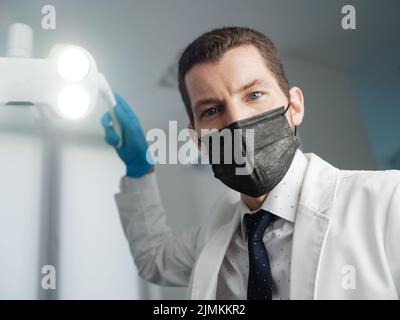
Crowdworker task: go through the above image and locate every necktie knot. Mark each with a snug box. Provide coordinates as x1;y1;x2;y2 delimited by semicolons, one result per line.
244;209;273;242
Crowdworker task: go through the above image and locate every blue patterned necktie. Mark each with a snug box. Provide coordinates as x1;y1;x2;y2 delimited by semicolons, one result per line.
244;209;274;300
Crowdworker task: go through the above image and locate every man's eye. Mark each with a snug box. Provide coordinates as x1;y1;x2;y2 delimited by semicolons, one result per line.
202;107;219;118
248;91;263;100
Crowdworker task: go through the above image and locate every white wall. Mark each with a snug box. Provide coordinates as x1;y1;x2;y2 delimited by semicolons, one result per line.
58;144;140;299
0;133;42;299
351;62;400;170
283;55;375;170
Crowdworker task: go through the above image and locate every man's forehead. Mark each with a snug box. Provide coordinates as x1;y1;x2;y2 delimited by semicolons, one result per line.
185;48;274;103
186;45;268;82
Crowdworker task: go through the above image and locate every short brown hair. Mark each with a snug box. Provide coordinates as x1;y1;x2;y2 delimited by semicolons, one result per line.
178;26;290;125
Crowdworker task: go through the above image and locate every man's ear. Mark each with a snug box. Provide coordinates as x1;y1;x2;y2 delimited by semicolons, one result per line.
288;86;305;128
187;122;208;155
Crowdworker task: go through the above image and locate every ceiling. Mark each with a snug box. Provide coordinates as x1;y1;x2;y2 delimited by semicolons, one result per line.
0;0;398;70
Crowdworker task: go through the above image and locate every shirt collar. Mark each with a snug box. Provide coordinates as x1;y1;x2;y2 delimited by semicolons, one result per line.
240;148;309;240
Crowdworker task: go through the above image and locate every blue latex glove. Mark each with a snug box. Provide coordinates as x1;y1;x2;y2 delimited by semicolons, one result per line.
101;92;154;178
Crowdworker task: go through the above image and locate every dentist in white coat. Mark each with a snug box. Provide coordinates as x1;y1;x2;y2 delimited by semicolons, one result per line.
101;26;400;300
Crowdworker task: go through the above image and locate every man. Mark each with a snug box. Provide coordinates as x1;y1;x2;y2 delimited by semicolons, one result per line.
101;27;400;299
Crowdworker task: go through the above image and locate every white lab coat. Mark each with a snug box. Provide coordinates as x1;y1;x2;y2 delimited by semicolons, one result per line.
115;152;400;299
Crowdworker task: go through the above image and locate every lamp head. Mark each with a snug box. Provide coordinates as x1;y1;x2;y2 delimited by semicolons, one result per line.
0;23;113;121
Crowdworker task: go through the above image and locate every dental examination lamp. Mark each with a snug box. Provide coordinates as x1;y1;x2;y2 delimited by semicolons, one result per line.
0;23;122;147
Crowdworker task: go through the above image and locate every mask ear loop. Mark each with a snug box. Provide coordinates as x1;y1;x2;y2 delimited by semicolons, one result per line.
283;103;297;136
283;103;291;114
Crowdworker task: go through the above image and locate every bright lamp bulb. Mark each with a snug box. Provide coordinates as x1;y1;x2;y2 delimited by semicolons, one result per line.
58;86;90;119
57;48;90;82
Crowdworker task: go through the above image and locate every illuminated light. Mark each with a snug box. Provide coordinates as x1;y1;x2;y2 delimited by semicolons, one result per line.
57;48;90;82
58;86;90;119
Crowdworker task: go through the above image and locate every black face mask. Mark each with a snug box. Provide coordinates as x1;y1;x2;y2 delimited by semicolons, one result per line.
201;104;300;197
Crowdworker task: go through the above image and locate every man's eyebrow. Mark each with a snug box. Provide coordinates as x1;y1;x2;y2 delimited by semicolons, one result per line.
193;98;222;112
237;79;268;93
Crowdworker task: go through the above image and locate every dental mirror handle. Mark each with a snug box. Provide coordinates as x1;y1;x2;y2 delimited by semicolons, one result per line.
98;73;123;148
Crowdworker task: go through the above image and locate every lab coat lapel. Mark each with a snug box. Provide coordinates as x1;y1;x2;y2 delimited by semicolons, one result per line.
190;208;241;299
289;153;339;300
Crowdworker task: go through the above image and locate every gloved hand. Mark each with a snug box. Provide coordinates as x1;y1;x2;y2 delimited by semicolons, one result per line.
101;92;154;178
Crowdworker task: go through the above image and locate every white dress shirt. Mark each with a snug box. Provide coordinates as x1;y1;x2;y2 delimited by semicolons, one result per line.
216;148;309;300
